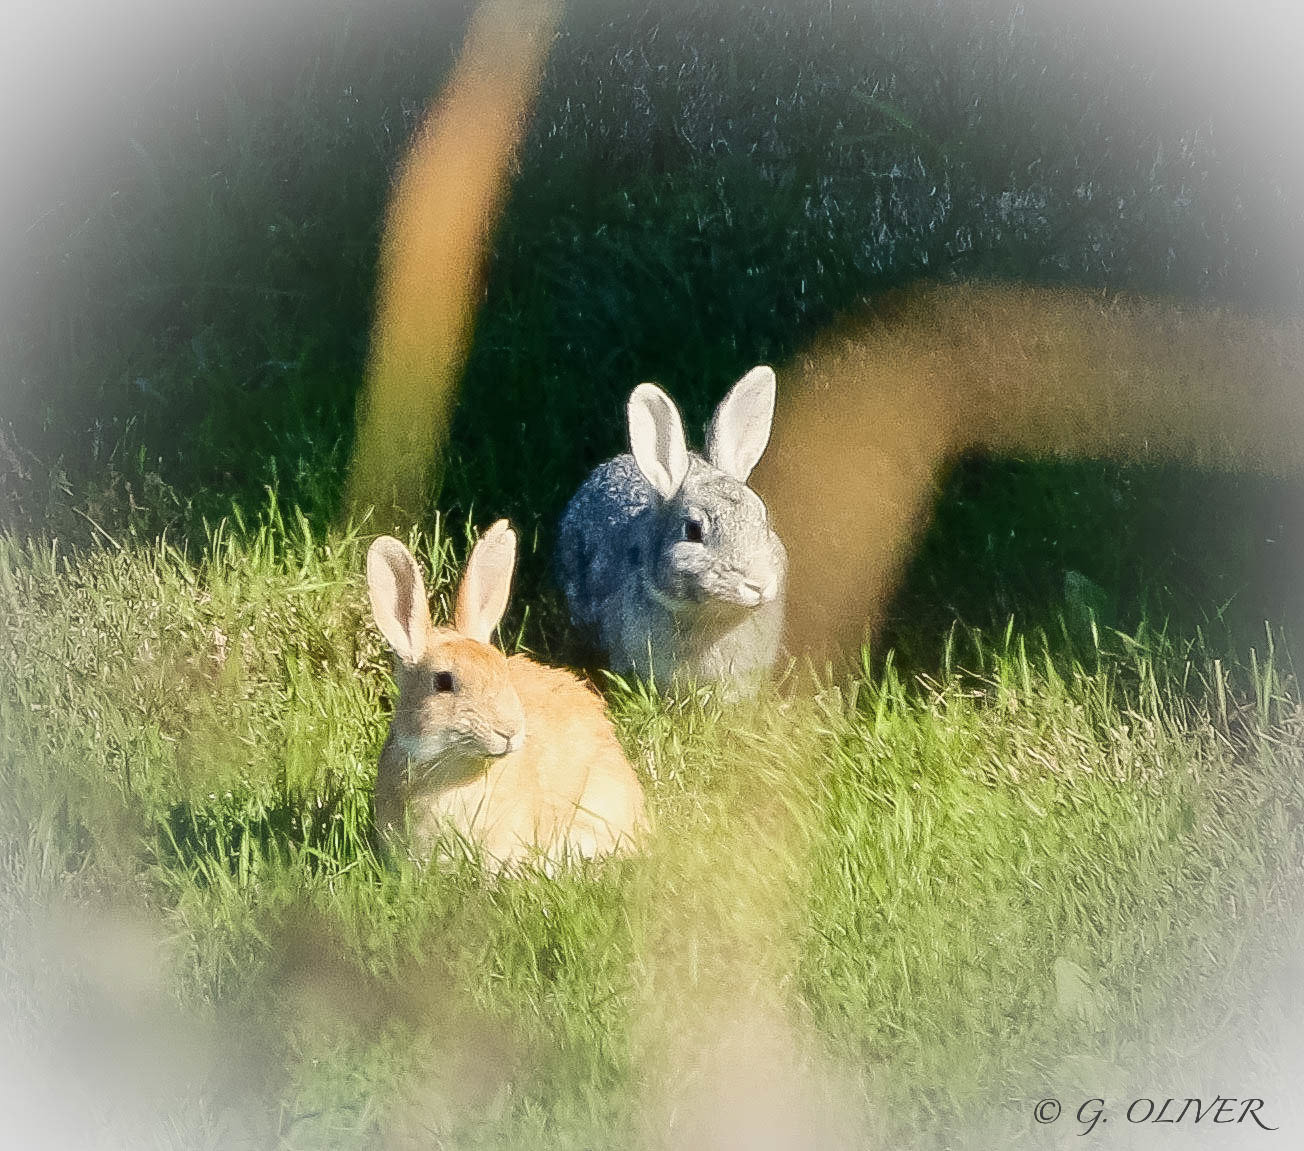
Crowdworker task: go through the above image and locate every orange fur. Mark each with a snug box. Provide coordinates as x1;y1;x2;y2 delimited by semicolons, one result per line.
377;652;647;868
369;526;647;871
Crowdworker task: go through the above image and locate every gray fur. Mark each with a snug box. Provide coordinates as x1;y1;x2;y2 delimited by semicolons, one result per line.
555;370;788;693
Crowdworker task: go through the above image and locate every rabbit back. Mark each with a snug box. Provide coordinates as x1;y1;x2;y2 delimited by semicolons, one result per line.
508;654;648;860
555;453;655;631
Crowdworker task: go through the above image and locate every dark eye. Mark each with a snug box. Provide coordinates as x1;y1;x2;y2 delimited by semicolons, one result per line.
433;670;455;693
627;545;641;567
682;517;704;543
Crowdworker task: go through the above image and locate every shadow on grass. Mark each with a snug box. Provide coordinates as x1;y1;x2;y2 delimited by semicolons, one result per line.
156;786;377;883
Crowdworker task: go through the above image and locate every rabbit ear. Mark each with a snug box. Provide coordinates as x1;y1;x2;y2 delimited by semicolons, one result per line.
628;382;689;500
706;365;776;482
454;519;517;643
367;536;432;664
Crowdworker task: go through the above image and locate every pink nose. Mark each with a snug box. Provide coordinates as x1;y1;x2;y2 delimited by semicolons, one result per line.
494;726;525;755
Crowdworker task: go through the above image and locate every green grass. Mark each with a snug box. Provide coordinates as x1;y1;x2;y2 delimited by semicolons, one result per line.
2;508;1303;1147
3;0;1304;1146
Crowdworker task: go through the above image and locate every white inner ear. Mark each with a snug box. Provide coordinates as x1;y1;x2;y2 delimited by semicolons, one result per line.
455;519;517;643
706;365;776;482
367;536;430;664
628;382;689;500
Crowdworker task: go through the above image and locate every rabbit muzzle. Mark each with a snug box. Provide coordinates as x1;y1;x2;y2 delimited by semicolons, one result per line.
487;725;526;756
739;575;781;606
706;568;782;609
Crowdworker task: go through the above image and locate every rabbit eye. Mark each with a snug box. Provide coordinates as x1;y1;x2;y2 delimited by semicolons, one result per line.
682;517;704;543
433;671;455;693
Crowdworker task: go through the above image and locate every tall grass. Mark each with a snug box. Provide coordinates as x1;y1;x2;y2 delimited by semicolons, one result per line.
2;503;1302;1147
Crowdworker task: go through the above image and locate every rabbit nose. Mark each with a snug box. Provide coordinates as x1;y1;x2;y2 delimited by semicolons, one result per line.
742;577;779;604
494;725;525;754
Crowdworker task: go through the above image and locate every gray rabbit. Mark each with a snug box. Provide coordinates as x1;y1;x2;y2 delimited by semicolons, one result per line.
556;366;788;693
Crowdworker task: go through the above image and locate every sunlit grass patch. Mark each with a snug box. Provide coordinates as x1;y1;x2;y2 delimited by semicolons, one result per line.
2;507;1302;1147
801;638;1304;1128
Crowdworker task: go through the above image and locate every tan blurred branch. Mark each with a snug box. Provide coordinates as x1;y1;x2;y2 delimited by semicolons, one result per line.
752;282;1304;670
346;0;561;530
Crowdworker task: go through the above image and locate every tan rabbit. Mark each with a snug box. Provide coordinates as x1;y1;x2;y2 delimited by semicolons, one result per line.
367;521;648;870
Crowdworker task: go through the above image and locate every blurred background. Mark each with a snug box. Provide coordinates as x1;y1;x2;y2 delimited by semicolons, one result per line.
3;0;1302;666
